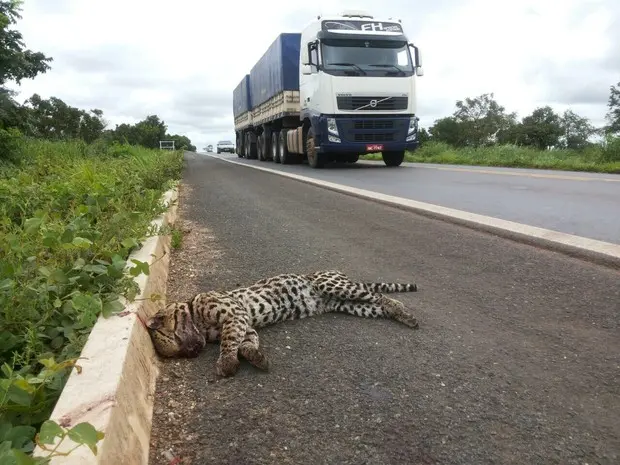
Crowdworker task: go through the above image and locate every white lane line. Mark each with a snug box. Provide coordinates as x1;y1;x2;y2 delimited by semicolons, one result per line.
203;154;620;268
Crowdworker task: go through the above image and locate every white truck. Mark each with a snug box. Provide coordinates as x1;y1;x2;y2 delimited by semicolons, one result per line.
232;10;423;168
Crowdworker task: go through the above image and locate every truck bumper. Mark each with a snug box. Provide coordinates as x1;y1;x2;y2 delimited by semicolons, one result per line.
313;115;420;154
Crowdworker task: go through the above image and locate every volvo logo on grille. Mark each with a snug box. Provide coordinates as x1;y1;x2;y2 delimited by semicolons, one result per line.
353;96;393;111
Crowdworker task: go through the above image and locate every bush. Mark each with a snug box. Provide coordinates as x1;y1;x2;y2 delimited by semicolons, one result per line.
399;140;620;173
0;139;183;455
600;135;620;162
0;128;23;163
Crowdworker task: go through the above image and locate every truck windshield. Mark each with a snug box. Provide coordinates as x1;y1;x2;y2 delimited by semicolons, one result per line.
321;39;413;76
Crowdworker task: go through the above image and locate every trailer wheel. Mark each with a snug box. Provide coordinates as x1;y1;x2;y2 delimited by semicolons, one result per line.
271;131;281;163
382;150;405;167
279;130;291;164
306;127;326;169
245;133;257;159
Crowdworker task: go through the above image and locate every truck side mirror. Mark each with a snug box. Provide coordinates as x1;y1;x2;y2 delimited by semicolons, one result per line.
408;43;423;77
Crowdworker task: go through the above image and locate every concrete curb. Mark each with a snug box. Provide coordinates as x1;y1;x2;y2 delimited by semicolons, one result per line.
33;187;179;465
207;155;620;270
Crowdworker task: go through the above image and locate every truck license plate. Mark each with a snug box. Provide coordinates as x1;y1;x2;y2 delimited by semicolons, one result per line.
366;144;383;152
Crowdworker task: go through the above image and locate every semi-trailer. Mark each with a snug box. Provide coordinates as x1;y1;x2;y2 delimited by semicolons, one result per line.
232;10;423;168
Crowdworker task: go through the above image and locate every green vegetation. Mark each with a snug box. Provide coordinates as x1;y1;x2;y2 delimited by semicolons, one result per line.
363;137;620;173
365;88;620;173
0;138;183;463
1;1;187;462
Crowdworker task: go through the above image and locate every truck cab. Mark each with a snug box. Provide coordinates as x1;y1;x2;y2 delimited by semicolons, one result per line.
298;10;423;167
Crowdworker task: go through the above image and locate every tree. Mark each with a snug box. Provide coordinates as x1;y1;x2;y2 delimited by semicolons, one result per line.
559;109;596;150
0;0;52;86
428;116;465;146
1;0;52;131
103;115;195;151
417;127;431;145
452;93;517;147
19;94;106;142
165;133;196;152
519;106;563;150
605;81;620;134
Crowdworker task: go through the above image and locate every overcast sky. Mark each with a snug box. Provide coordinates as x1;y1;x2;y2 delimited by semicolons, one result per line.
8;0;619;150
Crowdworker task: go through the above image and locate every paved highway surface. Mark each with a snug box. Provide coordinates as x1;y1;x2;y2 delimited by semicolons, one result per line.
149;153;619;465
208;153;620;244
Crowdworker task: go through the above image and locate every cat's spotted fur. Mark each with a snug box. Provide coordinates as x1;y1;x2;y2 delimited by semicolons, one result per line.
146;270;419;377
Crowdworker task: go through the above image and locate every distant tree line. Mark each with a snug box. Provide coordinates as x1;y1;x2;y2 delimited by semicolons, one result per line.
0;0;195;157
419;86;620;152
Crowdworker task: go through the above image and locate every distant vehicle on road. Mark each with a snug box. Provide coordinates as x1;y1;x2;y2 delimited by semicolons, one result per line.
217;140;235;154
206;145;214;152
232;9;423;168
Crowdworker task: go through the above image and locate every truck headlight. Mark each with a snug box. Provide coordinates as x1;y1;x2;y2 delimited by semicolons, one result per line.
327;118;339;136
407;116;419;134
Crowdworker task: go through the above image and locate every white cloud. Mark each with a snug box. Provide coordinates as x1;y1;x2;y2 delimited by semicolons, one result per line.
7;0;619;150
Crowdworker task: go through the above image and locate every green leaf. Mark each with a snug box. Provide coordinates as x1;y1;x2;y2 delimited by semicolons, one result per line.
72;237;93;249
1;364;13;378
7;381;34;406
23;217;42;234
0;333;21;354
72;258;86;270
50;336;65;350
60;228;74;244
13;449;38;465
0;441;16;465
0;279;14;292
42;235;58;248
129;259;149;277
49;269;68;284
37;421;64;445
5;425;36;449
67;423;100;451
121;238;139;249
102;300;124;318
71;293;103;314
0;423;11;441
37;267;51;278
83;264;107;275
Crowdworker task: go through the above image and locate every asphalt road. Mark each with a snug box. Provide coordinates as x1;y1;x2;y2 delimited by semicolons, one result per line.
208;153;620;245
149;153;620;465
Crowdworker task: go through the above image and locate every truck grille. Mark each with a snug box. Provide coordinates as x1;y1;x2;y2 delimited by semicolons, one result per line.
337;96;408;111
354;133;395;142
338;117;409;144
353;120;394;130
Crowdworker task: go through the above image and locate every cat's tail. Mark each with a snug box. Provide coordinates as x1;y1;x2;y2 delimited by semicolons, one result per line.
364;282;417;293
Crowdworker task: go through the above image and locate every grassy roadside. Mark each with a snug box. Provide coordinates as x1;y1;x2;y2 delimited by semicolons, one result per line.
361;141;620;174
0;138;183;458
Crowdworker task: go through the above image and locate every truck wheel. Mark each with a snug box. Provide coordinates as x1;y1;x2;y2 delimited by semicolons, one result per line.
279;130;291;164
245;133;257;159
236;134;243;157
306;127;326;169
257;135;265;161
272;131;280;163
382;150;405;167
